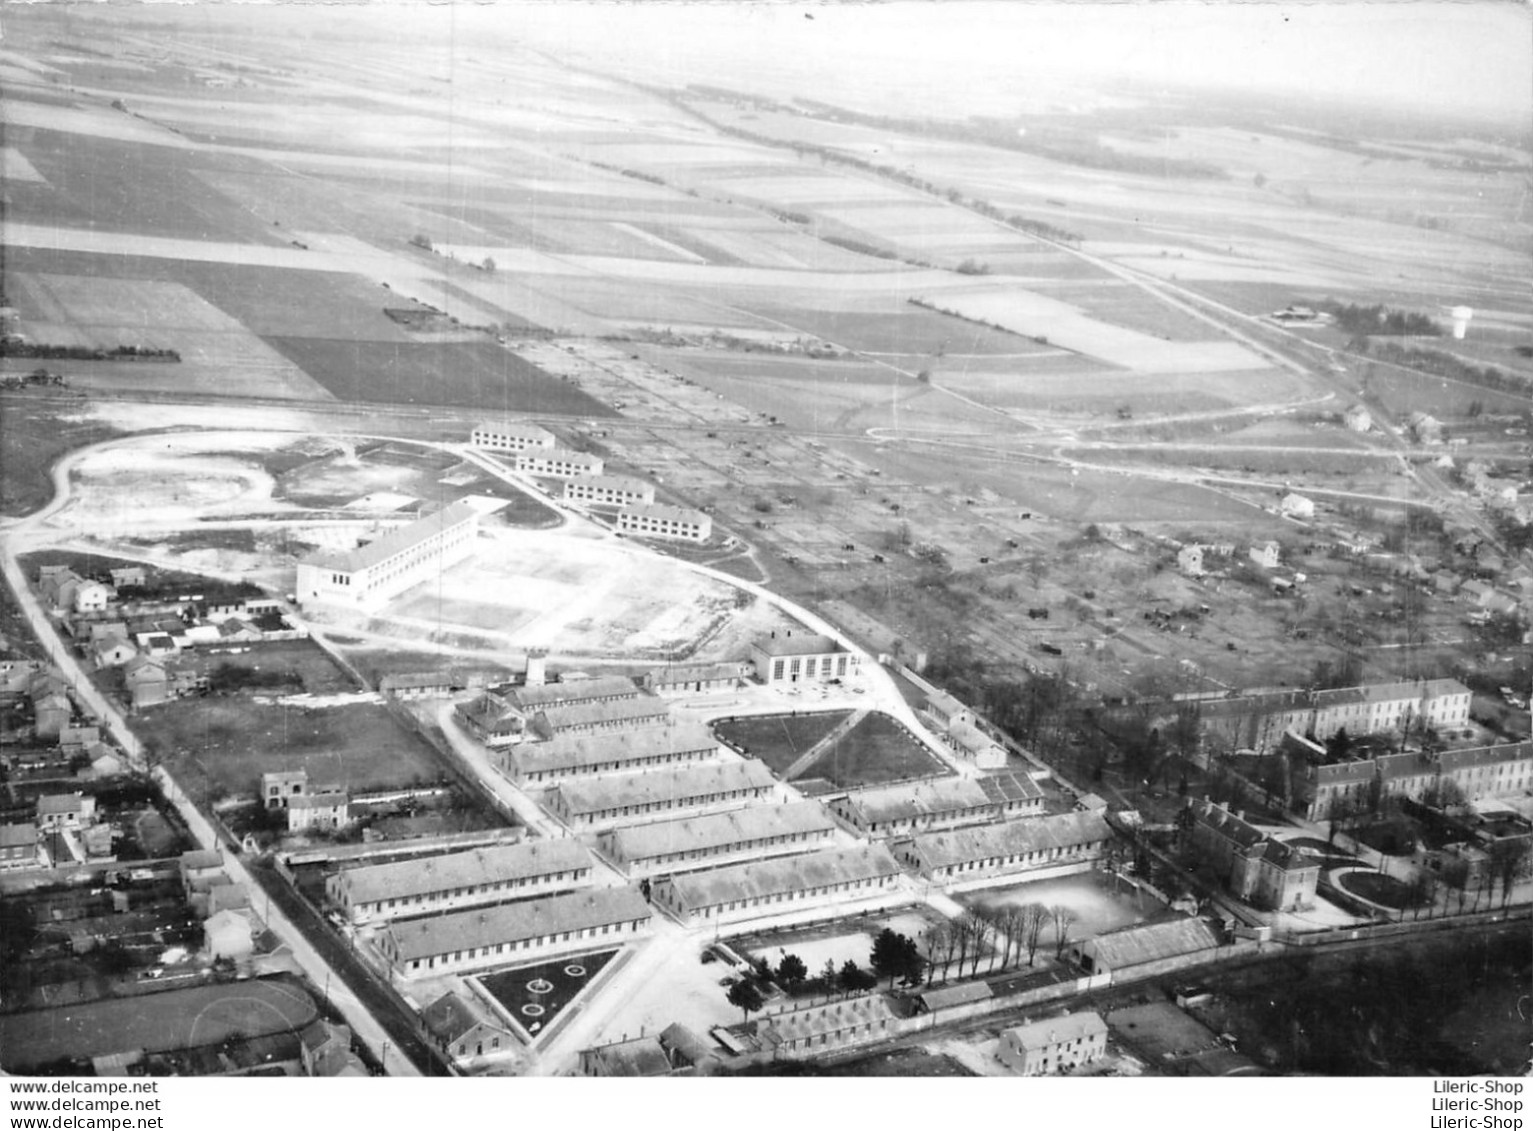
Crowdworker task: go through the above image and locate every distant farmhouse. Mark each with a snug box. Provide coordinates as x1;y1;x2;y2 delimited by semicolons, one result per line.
295;501;478;612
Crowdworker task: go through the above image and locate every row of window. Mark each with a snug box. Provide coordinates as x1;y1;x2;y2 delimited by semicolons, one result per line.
520;750;709;783
768;655;849;681
618;829;833;867
924;842;1102;877
360;527;472;593
681;875;895;918
351;869;589;911
561;787;771;822
400;918;645;971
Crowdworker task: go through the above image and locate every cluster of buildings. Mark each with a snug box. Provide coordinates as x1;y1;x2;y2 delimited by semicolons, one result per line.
471;422;712;543
38;564;301;709
1187;677;1474;756
1182;799;1319;912
1295;738;1533;821
1176;540;1283;578
261;769;351;834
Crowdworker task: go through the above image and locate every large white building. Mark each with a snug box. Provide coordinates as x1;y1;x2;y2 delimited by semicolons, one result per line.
470;422;556;453
563;474;655;508
516;450;605;479
749;631;859;686
616;503;712;544
295;501;478;612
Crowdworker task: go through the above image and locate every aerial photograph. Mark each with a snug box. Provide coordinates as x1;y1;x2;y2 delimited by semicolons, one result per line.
0;0;1529;1094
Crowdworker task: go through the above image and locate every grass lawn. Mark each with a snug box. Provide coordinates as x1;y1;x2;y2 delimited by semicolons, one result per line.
1334;869;1414;909
712;711;852;776
0;396;121;517
143;698;445;799
475;948;618;1040
265;336;616;416
800;711;950;789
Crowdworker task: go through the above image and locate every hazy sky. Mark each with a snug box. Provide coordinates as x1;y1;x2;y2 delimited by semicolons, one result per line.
485;1;1530;127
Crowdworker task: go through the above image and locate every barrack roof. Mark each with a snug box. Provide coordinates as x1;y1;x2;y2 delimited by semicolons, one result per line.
657;844;900;911
510;723;718;777
382;886;650;962
602;801;837;862
897;811;1110;870
335;839;591;905
549;759;776;815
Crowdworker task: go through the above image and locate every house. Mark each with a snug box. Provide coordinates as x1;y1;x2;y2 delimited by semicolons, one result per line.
597;801;840;877
470;421;556;453
206;884;252;918
36;792;96;831
294;501;479;613
650;844;903;927
179;849;224;895
43;571;109;615
923;690;973;731
0;659;43;697
503;723;720;785
891;811;1112;884
261;769;309;809
0;823;39;871
998;1011;1108;1076
90;637;137;668
215;618;263;644
639;662;750;695
326;839;593;923
58;725;101;754
1177;545;1206;577
109;567;147;590
562;473;656;508
946;721;1009;770
1342;404;1372;432
614;503;713;544
203;909;255;961
85;621;129;645
287;792;349;833
421;993;515;1065
298;1020;367;1078
32;688;73;740
1066;918;1221;979
1183;800;1318;911
376;885;652;979
122;655;168;708
1280;493;1315;520
748;631;859;686
544;759;777;829
1248;541;1281;569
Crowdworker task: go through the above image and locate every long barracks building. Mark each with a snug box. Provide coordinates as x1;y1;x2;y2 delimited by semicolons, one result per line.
502;722;721;786
377;886;651;979
325;839;594;924
545;759;777;829
651;844;903;926
597;801;841;878
295;501;479;612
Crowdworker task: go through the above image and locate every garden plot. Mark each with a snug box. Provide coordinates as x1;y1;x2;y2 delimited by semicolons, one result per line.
928;288;1270;374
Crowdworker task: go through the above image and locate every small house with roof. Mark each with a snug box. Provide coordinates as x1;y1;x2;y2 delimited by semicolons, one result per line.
287;792;349;833
0;823;39;872
1248;541;1281;570
998;1011;1108;1076
203;908;255;961
90;637;137;669
299;1020;367;1077
421;992;514;1065
123;655;168;708
37;792;96;831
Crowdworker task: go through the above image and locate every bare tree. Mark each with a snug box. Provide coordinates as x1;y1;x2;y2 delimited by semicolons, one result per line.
921;924;947;987
966;913;991;977
1050;905;1079;959
1019;903;1050;966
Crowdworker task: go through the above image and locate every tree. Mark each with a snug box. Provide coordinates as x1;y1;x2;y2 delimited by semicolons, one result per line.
964;912;991;977
481;256;496;274
819;957;839;993
1050;905;1079;959
1019;903;1050;966
920;924;947;986
1488;839;1532;909
870;928;905;988
776;953;808;991
839;959;876;994
726;979;764;1024
896;934;926;986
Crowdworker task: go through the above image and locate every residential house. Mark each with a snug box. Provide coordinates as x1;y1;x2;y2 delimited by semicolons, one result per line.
1248;542;1281;569
0;823;39;871
421;993;514;1066
299;1020;368;1078
203;909;255;961
36;792;96;831
287;792;349;833
179;849;224;896
123;655;168;709
998;1012;1109;1076
90;637;137;668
